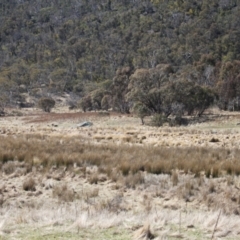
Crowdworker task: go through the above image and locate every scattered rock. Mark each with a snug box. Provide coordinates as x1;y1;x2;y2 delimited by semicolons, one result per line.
77;121;93;127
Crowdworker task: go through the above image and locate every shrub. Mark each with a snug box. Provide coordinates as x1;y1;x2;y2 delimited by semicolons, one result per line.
38;97;55;112
78;95;92;112
132;102;151;125
150;114;169;127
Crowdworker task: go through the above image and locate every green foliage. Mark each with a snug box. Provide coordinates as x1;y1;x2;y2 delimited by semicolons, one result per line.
38;98;55;112
110;67;132;113
127;66;215;123
0;80;19;113
78;95;92;112
215;61;240;110
127;65;173;114
0;0;239;89
150;114;169;127
132;102;151;125
0;0;238;114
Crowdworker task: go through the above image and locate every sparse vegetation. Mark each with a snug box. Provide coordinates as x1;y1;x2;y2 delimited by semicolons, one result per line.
1;0;240;238
0;108;240;239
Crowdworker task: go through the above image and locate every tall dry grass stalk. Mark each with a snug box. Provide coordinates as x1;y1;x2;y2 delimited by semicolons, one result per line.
211;210;222;240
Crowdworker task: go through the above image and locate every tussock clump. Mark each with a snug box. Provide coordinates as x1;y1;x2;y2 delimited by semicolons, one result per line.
0;152;14;164
119;161;131;176
81;152;103;166
23;177;36;191
2;161;16;174
124;172;145;189
182;180;195;201
89;174;99;184
145;161;171;175
52;183;75;202
109;170;120;183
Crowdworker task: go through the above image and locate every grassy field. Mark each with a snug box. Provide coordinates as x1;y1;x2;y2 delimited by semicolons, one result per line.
1;108;240;239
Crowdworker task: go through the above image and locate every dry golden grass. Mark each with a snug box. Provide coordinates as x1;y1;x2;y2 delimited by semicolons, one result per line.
52;183;75;202
2;110;240;239
1;134;240;179
89;174;99;184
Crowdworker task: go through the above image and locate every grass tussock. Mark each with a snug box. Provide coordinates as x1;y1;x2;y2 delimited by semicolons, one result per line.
89;174;99;184
2;161;17;174
52;183;75;202
23;177;36;191
124;172;145;189
0;135;240;180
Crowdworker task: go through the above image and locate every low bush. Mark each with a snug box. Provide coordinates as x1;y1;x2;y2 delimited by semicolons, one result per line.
38;97;55;112
150;114;169;127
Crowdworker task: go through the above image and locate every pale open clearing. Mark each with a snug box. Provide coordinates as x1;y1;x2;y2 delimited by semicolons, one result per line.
0;108;240;239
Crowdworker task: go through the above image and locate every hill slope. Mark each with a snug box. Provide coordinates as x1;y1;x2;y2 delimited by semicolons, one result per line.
0;0;240;110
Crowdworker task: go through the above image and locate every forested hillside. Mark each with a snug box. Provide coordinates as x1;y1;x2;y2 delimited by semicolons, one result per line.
0;0;240;119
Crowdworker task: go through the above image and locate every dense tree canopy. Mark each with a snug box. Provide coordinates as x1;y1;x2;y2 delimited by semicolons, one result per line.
0;0;239;119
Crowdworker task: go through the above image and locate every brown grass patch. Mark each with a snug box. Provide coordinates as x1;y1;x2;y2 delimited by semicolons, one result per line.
23;177;36;191
2;161;17;174
25;111;118;123
52;183;75;202
1;135;240;180
89;174;99;184
124;172;145;189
